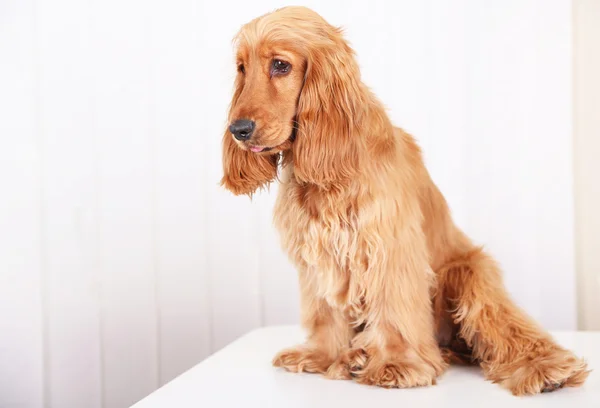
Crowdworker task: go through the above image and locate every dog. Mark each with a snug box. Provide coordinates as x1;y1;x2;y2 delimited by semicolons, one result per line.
220;6;589;395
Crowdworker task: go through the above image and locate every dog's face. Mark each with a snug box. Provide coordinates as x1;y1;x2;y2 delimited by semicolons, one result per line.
221;7;365;196
227;41;305;155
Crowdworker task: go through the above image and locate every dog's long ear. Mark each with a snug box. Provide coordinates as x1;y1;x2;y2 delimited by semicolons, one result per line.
220;78;279;196
292;32;366;188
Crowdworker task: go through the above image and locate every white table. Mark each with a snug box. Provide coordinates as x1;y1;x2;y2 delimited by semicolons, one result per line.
132;326;600;407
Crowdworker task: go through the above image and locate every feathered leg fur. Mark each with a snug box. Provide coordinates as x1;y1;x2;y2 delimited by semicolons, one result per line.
437;247;590;395
273;269;354;375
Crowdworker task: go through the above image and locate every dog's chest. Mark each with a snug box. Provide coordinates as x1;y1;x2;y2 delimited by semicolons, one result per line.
274;178;367;318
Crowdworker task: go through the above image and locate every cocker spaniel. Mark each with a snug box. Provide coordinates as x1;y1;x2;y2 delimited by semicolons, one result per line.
220;6;589;395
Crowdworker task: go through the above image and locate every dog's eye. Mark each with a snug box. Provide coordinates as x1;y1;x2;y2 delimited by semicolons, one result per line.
271;59;291;76
238;64;245;74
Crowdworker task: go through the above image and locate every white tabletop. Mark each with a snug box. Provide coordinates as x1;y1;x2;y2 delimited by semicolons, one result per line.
132;326;600;408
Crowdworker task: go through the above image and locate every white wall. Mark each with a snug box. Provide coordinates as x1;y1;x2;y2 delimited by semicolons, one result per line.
574;0;600;331
0;0;575;407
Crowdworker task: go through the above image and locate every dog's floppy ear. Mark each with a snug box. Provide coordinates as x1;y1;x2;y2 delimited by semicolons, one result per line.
292;33;365;188
220;78;279;196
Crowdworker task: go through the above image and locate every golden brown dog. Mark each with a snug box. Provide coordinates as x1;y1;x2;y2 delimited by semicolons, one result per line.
221;6;589;395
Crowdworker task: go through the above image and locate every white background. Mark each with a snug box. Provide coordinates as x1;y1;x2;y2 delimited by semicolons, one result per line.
0;0;576;407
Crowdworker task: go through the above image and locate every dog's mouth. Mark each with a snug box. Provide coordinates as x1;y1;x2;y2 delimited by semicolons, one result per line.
248;145;273;153
247;124;297;154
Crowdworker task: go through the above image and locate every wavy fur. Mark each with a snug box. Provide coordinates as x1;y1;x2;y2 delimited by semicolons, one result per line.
221;6;589;395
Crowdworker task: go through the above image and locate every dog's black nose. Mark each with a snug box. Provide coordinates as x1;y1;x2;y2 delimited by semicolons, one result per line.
229;119;255;141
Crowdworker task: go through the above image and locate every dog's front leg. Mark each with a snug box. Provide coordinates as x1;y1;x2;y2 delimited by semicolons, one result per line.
273;267;354;375
350;222;447;388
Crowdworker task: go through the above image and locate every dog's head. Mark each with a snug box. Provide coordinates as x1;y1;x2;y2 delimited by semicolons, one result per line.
221;6;367;196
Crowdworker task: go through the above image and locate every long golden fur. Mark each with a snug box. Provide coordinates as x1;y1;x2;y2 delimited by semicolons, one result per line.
221;6;589;395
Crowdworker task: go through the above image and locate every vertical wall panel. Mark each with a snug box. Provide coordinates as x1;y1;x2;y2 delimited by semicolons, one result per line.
255;187;300;326
348;0;433;138
37;0;103;407
425;0;469;228
151;0;212;385
463;0;542;315
460;0;575;329
0;1;44;407
201;2;264;350
91;0;159;406
531;0;576;329
574;0;600;331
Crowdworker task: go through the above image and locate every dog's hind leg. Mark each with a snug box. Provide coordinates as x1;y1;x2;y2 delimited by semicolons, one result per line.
439;247;589;395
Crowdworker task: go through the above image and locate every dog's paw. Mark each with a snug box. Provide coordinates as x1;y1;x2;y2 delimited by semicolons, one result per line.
272;346;333;374
352;352;441;388
354;360;437;388
325;348;368;380
486;347;590;396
